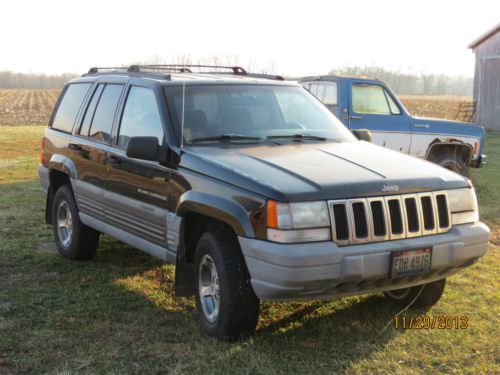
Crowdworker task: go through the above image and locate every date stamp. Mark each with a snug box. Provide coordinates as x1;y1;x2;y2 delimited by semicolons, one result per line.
393;315;468;330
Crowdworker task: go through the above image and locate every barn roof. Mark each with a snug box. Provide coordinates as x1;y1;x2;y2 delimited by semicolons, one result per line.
468;23;500;49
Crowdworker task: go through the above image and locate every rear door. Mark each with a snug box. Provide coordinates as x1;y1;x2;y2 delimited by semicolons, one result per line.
69;81;125;221
105;84;170;247
348;81;411;153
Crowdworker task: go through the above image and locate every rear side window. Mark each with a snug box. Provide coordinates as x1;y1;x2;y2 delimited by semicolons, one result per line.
51;83;91;133
79;84;105;136
117;86;164;147
308;82;338;106
88;84;124;143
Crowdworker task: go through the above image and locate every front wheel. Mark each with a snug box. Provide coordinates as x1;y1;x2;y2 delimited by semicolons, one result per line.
434;153;469;176
384;278;446;309
193;229;260;340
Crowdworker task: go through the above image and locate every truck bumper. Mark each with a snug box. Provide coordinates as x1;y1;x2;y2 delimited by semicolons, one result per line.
239;222;490;301
470;154;485;168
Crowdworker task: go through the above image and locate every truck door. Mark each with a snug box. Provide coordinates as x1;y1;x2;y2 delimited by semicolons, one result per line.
348;81;411;153
105;85;170;248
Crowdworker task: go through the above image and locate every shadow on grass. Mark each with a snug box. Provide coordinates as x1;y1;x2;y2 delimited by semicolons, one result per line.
1;179;401;373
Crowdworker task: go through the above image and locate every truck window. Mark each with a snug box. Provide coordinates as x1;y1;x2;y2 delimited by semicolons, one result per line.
117;86;164;147
51;83;91;133
322;83;337;106
308;82;338;106
87;84;124;143
352;84;400;115
385;92;401;115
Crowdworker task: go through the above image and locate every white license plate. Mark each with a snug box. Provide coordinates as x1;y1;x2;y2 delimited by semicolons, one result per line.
391;248;432;278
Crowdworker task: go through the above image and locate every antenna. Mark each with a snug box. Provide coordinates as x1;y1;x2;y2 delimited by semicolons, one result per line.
180;41;187;149
181;76;186;149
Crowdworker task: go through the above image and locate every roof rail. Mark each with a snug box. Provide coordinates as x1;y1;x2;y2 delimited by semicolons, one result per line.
130;64;248;74
87;66;129;74
85;64;284;81
245;72;285;81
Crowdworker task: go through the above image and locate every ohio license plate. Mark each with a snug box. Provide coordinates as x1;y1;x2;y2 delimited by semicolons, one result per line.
391;248;432;278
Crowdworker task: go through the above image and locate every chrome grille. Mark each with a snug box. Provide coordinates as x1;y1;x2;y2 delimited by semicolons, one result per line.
328;191;451;246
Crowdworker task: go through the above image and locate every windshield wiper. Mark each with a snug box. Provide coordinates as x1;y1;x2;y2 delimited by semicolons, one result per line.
267;134;328;142
190;134;262;143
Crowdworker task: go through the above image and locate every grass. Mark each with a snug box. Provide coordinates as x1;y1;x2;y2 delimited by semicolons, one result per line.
0;125;499;374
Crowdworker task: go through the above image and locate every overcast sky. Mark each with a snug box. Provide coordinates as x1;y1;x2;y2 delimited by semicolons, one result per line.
1;0;498;76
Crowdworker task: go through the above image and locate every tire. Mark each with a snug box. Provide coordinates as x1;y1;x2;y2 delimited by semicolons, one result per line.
384;278;446;309
51;185;100;260
193;229;260;340
434;153;469;176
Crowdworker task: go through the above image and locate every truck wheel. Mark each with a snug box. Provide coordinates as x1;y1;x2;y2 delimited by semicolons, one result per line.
52;185;100;260
384;278;446;309
435;153;469;176
193;229;260;340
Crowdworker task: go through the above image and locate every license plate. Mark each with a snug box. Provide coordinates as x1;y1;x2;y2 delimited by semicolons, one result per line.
390;248;432;278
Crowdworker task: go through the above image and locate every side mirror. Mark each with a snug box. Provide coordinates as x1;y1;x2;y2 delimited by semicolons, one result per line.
126;136;160;161
352;129;372;142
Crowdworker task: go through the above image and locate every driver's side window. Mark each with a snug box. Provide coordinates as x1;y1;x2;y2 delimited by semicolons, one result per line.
118;86;164;147
352;84;401;115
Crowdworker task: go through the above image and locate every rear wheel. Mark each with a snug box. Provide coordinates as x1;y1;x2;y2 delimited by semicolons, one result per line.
52;185;100;260
193;229;260;340
384;278;446;309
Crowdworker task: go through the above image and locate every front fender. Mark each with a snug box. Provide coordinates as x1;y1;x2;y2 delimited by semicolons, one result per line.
425;141;473;160
176;191;254;237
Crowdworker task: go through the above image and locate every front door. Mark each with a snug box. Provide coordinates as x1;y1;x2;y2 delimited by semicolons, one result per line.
105;85;170;247
348;81;411;153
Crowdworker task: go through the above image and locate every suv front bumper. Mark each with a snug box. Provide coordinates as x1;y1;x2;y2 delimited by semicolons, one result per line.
238;222;490;301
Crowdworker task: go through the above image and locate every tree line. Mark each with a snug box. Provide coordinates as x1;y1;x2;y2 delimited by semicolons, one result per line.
328;66;473;96
0;71;78;89
0;63;473;96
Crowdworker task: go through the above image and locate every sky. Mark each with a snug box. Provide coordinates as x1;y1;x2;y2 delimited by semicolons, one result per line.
0;0;498;77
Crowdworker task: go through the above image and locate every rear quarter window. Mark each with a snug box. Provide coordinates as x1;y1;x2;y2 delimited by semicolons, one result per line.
51;83;92;133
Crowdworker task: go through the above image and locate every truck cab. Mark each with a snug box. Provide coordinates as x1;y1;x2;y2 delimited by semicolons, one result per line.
299;76;485;175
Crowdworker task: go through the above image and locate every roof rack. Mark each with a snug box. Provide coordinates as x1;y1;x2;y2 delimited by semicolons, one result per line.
131;64;248;75
85;64;284;80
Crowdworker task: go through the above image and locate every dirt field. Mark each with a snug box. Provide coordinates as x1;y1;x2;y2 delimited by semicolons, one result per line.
0;89;474;126
0;89;60;125
400;95;473;121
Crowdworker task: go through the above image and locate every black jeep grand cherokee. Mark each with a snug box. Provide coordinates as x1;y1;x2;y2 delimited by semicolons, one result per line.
39;65;489;340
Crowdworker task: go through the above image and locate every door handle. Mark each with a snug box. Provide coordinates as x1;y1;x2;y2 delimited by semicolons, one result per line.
68;143;82;151
105;156;121;165
414;124;430;129
350;115;363;120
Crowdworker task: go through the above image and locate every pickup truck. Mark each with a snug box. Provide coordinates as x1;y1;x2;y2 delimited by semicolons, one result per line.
299;76;485;175
39;65;490;340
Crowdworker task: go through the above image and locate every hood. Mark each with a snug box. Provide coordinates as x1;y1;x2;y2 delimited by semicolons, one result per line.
180;140;470;201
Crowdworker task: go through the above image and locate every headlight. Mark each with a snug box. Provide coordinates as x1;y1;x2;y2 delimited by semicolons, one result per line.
447;188;479;225
267;200;331;243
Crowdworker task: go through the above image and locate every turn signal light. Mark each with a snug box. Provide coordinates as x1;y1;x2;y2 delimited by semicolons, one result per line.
266;200;278;228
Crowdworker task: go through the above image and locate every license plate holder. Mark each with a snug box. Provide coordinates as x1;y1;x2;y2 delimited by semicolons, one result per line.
390;247;432;278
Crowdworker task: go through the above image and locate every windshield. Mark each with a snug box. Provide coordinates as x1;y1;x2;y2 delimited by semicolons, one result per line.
164;84;355;144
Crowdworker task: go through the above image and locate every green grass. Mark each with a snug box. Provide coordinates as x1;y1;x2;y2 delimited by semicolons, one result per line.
0;125;499;374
